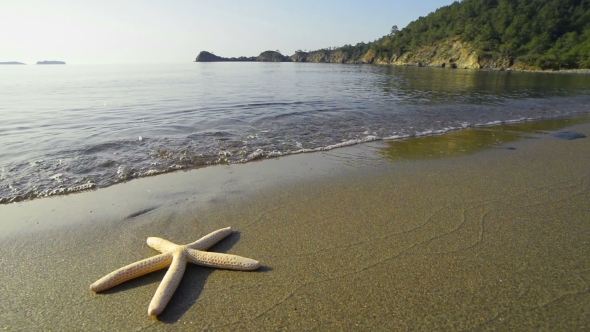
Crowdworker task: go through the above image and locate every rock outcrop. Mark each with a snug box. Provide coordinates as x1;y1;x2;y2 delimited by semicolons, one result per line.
195;51;228;62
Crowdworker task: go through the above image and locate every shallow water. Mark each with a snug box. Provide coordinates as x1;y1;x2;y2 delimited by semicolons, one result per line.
1;63;589;202
379;115;590;161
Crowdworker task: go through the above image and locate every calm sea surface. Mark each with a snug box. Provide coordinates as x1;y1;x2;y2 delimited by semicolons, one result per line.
1;63;590;203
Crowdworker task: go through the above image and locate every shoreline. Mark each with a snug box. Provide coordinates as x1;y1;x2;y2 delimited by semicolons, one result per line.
3;112;590;206
1;116;589;330
194;52;590;75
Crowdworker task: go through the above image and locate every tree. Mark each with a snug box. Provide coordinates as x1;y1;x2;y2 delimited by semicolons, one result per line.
296;0;590;68
390;25;399;36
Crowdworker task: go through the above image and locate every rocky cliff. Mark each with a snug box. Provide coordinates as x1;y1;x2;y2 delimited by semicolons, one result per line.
384;39;539;70
196;38;545;70
391;40;482;69
290;50;362;64
385;39;520;69
289;39;539;70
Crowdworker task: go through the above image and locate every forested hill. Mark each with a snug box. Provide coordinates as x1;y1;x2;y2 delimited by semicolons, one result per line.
300;0;590;70
388;0;590;69
195;0;590;70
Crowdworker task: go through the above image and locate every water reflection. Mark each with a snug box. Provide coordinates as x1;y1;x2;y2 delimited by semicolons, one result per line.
379;66;590;105
379;115;590;161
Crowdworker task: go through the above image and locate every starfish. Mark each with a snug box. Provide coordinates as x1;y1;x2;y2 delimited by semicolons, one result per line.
90;227;260;316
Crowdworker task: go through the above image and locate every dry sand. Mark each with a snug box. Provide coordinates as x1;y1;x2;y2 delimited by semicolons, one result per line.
1;117;589;331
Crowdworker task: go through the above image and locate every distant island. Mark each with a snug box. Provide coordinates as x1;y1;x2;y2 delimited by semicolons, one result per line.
37;61;66;65
195;51;287;63
0;61;26;65
196;0;590;71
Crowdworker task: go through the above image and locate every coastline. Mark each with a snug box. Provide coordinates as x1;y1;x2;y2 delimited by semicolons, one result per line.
194;50;590;75
473;67;590;75
5;111;590;205
1;116;589;330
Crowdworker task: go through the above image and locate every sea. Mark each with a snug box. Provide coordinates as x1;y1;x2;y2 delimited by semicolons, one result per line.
1;62;590;203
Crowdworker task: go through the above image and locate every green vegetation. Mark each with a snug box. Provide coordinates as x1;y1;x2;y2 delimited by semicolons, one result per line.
195;0;590;70
315;0;590;69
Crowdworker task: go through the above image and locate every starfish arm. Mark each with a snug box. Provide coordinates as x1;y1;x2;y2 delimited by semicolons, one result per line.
148;252;186;316
90;253;173;293
186;248;260;271
186;226;233;250
147;237;179;253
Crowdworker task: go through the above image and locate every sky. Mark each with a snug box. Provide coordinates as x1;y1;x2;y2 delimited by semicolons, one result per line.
1;0;455;64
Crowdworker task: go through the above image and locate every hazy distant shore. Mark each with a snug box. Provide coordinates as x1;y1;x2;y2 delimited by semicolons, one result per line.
37;60;66;65
0;61;67;65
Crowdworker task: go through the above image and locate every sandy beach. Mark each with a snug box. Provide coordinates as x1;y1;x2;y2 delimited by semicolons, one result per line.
1;116;590;331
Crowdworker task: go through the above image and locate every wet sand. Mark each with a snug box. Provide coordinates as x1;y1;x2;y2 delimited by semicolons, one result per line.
1;118;590;331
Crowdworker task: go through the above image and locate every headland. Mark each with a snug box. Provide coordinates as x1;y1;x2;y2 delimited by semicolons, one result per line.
196;0;590;72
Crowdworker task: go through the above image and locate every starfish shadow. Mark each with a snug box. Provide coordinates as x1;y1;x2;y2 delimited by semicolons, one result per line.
100;231;246;296
156;231;270;323
93;228;268;321
155;263;215;323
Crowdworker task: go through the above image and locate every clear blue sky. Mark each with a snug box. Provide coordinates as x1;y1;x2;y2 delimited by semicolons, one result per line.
1;0;455;64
